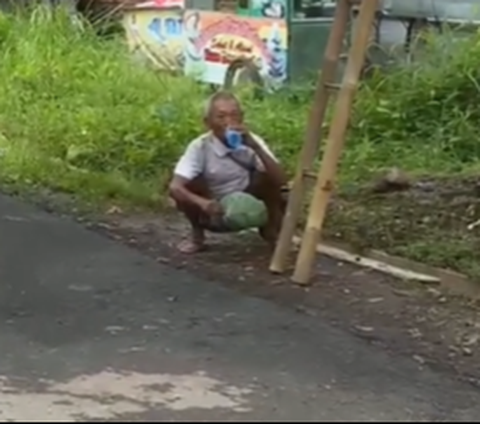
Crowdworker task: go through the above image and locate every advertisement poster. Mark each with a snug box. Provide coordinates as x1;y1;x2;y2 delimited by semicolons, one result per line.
183;11;288;86
248;0;286;19
124;7;185;71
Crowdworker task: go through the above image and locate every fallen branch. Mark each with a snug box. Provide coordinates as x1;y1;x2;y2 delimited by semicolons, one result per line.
291;236;440;284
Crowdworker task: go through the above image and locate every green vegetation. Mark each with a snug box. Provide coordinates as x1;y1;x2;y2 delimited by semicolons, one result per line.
0;5;307;208
325;28;480;278
1;6;480;277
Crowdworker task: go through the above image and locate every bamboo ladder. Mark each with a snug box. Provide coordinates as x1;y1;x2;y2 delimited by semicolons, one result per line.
269;0;379;284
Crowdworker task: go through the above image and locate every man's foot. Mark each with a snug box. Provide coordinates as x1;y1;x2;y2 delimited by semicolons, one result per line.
176;239;206;254
258;225;277;248
176;229;206;254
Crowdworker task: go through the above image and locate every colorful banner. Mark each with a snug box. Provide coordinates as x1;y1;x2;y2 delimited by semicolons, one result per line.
183;11;287;86
124;9;288;86
124;7;184;71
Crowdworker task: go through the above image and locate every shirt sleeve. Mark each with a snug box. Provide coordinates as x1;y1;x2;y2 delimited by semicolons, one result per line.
173;139;204;180
251;134;278;172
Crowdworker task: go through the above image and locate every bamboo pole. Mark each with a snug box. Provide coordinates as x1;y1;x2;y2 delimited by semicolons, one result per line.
269;0;351;274
291;0;379;285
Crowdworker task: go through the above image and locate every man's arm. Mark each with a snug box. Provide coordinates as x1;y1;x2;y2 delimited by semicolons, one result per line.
168;140;207;208
249;135;288;188
169;175;208;207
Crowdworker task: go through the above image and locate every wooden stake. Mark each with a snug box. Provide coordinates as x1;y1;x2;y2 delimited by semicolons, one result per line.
269;0;351;274
292;0;379;285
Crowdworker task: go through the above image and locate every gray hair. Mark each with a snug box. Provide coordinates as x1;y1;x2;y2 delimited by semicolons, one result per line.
203;90;242;119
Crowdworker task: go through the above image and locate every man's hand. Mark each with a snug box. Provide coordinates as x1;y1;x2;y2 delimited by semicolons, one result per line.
199;199;224;216
228;124;257;149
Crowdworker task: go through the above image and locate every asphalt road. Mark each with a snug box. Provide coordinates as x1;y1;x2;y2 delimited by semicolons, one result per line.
0;193;479;421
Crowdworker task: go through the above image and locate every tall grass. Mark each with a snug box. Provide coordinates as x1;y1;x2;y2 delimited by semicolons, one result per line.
0;6;208;205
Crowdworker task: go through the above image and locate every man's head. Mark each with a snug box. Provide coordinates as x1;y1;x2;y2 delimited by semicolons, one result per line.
203;91;243;140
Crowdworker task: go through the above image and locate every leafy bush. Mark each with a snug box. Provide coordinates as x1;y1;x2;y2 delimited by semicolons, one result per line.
350;27;480;173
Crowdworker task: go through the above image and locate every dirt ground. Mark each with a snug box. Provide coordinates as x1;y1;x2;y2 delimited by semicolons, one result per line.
10;176;480;389
324;175;480;280
85;207;480;388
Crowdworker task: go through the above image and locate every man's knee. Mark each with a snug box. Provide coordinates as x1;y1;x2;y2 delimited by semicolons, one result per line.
248;172;284;204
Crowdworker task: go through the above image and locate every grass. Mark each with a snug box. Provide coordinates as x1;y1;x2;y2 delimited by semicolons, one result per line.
0;5;311;208
1;6;480;278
